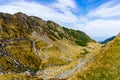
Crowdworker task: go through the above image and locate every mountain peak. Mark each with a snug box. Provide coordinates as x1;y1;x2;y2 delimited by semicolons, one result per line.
13;12;27;17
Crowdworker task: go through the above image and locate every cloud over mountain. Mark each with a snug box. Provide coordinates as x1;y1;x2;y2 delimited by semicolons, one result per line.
0;0;120;41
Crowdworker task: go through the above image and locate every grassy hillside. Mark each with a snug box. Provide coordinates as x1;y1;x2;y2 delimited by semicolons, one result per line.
0;12;94;75
0;41;41;73
63;27;94;46
70;34;120;80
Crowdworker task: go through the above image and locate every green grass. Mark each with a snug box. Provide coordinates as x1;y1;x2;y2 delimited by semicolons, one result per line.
62;27;93;46
71;35;120;80
6;41;41;69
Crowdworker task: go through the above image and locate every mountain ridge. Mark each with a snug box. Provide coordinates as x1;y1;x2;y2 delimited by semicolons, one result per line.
99;36;116;44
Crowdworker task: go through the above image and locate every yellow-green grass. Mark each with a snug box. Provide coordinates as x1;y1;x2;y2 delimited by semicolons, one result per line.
6;41;41;69
0;74;42;80
70;35;120;80
40;55;68;68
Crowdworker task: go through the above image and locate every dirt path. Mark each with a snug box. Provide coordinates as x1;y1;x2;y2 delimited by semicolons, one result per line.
55;45;101;79
40;43;102;80
33;41;40;58
56;57;91;79
39;53;96;80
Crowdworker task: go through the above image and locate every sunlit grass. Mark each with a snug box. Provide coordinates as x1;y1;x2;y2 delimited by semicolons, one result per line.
70;35;120;80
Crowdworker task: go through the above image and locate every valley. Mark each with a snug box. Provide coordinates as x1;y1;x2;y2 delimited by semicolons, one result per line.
0;12;120;80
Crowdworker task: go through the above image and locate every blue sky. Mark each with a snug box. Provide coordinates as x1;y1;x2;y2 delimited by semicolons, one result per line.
0;0;120;41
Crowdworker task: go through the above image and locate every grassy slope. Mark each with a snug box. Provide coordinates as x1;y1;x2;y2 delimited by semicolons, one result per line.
62;27;93;46
0;12;96;79
0;12;92;72
0;41;41;73
70;34;120;80
0;74;42;80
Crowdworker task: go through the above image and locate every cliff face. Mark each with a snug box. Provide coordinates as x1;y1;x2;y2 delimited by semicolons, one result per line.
0;12;94;73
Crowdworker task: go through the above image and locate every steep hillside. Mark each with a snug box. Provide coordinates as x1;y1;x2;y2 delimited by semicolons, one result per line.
63;27;93;46
70;33;120;80
0;12;95;78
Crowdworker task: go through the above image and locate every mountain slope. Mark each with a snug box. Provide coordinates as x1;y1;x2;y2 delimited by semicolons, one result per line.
70;33;120;80
100;36;115;44
0;12;95;76
63;27;94;46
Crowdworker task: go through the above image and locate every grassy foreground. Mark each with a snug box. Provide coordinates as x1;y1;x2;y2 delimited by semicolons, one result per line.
70;34;120;80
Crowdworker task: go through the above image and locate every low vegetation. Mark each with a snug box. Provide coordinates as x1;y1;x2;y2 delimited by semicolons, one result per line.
62;27;93;46
70;34;120;80
6;41;41;69
1;12;119;80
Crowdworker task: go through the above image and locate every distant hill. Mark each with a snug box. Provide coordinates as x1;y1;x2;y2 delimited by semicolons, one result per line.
99;36;115;44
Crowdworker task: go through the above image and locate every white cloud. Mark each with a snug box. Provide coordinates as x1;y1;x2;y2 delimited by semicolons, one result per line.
0;0;120;41
0;0;77;25
81;19;120;41
79;0;120;41
87;0;120;17
53;0;76;10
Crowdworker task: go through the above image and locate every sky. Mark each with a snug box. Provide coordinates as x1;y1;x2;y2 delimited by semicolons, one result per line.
0;0;120;41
